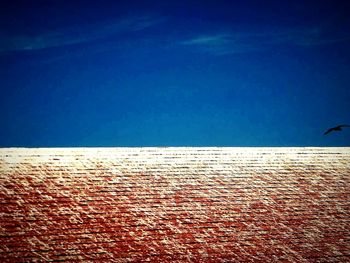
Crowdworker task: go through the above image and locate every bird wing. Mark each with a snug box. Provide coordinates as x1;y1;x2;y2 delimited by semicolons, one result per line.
324;128;334;135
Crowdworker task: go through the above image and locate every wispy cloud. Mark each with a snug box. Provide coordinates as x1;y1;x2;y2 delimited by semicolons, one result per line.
180;26;350;55
181;34;232;46
180;33;262;55
0;15;164;53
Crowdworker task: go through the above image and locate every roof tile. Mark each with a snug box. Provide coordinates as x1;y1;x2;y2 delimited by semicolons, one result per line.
1;147;349;262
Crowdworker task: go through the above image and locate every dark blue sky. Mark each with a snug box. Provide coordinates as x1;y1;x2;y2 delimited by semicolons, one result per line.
1;0;350;147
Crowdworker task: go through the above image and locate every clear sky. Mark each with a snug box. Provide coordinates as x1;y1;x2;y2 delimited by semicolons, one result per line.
1;0;350;147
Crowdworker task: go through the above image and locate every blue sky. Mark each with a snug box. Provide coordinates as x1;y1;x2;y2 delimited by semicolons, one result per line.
1;0;350;147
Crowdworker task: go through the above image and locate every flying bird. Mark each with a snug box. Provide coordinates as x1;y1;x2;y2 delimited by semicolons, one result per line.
324;124;350;135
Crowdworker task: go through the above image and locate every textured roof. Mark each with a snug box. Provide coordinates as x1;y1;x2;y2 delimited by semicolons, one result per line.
1;147;349;262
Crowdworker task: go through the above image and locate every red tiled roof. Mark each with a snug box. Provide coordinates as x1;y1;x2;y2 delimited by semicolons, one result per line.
1;147;349;262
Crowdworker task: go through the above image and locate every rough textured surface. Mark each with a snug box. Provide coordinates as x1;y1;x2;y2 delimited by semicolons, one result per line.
0;147;349;262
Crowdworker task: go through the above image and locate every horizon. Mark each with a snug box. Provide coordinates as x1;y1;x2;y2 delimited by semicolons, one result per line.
1;146;350;150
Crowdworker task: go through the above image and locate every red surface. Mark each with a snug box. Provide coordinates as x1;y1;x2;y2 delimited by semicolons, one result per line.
0;148;349;262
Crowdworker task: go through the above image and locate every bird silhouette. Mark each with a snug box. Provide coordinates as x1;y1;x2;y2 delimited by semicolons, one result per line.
324;124;350;135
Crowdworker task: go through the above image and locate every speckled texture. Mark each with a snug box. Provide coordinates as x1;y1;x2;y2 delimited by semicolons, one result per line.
1;147;349;262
